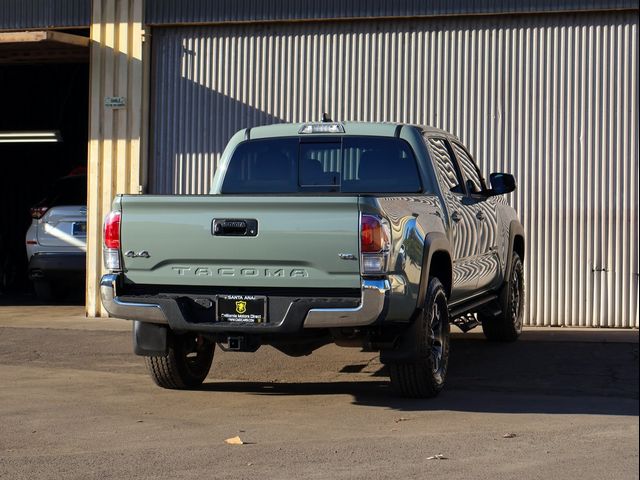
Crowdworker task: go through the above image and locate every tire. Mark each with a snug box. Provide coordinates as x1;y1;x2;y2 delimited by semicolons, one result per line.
33;280;55;302
479;252;525;342
388;277;450;398
145;333;214;389
33;280;68;303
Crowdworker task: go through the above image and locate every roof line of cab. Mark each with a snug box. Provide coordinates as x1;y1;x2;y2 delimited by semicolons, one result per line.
243;121;457;141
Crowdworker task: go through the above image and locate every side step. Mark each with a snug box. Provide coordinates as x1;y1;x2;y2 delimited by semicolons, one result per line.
449;293;499;319
449;293;499;333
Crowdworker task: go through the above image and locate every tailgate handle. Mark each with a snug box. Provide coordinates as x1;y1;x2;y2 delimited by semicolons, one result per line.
212;219;258;237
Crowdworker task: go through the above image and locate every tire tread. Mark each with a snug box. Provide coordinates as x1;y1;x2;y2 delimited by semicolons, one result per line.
388;277;449;399
480;252;524;342
144;336;213;390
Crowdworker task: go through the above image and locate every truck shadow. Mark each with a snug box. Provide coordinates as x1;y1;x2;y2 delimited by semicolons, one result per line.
203;333;639;416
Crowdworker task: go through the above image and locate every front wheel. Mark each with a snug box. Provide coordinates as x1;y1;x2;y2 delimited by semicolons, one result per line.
145;333;214;389
479;252;525;342
388;277;450;398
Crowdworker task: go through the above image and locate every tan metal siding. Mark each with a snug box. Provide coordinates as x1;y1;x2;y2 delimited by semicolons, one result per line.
86;0;145;316
150;11;638;328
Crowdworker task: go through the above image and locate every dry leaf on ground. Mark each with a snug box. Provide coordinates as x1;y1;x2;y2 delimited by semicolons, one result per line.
225;436;245;445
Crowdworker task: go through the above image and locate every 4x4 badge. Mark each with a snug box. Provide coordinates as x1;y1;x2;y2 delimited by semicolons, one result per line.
125;250;150;258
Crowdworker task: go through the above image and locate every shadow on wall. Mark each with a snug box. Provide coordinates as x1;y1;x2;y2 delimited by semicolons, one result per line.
150;44;285;194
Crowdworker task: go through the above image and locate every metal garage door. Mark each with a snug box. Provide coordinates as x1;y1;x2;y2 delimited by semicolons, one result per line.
149;12;638;328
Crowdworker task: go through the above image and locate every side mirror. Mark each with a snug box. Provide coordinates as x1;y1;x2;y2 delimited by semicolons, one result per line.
489;173;516;195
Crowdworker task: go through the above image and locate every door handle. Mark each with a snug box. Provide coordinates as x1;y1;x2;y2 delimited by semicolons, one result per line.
476;211;485;221
212;219;258;236
451;211;461;223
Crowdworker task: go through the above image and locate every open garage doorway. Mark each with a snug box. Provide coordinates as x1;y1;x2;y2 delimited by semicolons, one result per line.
0;31;89;305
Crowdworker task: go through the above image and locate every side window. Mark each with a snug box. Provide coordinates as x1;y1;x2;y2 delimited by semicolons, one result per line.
426;137;464;194
451;142;484;194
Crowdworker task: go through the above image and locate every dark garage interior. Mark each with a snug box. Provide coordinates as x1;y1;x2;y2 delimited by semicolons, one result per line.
0;58;89;300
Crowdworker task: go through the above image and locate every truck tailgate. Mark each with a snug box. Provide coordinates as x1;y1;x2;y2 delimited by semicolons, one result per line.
118;195;361;289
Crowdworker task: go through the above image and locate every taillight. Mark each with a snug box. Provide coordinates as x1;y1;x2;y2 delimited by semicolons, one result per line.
104;211;121;249
30;206;49;219
361;215;388;253
360;215;390;274
103;211;122;270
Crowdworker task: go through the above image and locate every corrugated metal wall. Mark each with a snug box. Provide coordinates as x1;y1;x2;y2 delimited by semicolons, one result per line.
145;0;639;25
0;0;89;31
149;11;638;328
86;0;145;317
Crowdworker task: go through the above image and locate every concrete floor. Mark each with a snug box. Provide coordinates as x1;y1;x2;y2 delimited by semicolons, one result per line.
0;306;638;479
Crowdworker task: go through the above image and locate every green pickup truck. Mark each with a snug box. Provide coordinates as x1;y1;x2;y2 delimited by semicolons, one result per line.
101;121;525;398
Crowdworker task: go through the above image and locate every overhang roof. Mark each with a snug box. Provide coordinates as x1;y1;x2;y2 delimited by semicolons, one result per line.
0;31;89;64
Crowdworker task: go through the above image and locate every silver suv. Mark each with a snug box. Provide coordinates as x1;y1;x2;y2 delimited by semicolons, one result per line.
25;174;87;301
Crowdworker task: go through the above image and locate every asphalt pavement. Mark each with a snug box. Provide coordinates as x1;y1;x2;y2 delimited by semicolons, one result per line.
0;305;637;480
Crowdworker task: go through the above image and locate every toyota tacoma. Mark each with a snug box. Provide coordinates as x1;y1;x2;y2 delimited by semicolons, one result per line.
100;122;525;398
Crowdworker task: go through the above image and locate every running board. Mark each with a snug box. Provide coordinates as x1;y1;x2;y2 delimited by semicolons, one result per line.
449;293;499;319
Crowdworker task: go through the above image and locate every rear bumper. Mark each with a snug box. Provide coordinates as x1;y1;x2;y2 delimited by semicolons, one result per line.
100;274;167;324
100;273;390;332
28;253;85;281
302;280;390;328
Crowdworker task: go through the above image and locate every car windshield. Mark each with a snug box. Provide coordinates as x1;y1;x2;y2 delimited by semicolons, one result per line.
221;136;422;194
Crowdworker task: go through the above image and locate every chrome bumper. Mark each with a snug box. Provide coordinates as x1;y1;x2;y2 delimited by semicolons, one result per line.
302;279;390;328
100;274;167;324
100;274;389;328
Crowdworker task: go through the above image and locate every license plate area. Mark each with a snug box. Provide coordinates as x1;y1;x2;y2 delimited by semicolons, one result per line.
217;295;267;323
72;221;87;236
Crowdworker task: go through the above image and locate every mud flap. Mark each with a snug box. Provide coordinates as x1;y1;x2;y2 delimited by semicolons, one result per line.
133;321;168;357
379;316;422;364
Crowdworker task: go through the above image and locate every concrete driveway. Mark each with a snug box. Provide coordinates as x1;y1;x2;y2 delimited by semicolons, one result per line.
0;306;638;479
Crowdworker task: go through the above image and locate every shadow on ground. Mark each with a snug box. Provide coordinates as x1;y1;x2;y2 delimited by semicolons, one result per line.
202;379;638;416
0;320;637;416
202;336;639;416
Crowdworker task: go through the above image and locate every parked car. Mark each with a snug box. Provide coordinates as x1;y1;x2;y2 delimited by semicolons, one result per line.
100;122;525;398
26;173;87;301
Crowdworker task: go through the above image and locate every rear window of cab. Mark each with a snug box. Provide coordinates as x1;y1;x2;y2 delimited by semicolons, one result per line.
221;136;422;194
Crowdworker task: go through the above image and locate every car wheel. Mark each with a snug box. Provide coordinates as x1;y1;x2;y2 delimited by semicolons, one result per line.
33;279;68;302
145;333;214;389
388;277;450;398
479;252;524;342
33;280;55;302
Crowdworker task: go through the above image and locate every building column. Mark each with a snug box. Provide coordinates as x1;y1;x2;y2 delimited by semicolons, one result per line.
86;0;145;316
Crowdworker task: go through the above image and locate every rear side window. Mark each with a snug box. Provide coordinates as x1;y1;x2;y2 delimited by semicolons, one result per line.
426;138;464;194
221;136;422;194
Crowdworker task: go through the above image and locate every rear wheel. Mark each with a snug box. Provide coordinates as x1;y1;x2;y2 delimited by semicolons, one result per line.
145;333;214;389
388;277;450;398
32;280;66;302
479;252;524;342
